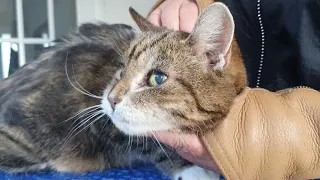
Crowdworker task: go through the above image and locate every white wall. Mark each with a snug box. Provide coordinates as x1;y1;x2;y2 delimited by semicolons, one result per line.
0;0;16;36
54;0;77;38
76;0;157;28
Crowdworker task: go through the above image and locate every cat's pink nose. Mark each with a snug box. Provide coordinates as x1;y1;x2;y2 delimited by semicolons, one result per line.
107;93;121;110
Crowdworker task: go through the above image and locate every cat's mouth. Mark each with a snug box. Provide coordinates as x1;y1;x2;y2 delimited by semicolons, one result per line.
111;118;151;136
111;107;177;136
101;95;178;136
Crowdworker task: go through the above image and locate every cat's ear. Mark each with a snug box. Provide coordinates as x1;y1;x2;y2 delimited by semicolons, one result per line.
129;7;158;32
190;2;234;70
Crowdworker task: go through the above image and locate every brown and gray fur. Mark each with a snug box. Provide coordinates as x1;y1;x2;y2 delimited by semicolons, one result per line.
0;23;190;177
104;3;247;136
0;2;247;179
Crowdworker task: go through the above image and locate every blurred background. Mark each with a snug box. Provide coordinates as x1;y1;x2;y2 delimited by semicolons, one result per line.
0;0;157;80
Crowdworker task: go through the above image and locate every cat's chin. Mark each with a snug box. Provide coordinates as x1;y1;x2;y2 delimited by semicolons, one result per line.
101;85;179;135
110;119;154;136
110;110;176;136
101;98;177;136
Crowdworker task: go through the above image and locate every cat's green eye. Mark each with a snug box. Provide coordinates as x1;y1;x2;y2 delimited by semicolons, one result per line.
148;71;167;87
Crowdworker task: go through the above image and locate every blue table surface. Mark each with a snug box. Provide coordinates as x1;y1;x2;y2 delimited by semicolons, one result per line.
0;167;318;180
0;167;170;180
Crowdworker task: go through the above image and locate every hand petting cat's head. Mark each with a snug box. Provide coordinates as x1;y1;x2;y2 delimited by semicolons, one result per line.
101;2;247;135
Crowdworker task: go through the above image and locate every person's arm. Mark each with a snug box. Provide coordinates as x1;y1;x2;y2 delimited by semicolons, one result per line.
154;87;320;180
148;1;320;179
202;87;320;180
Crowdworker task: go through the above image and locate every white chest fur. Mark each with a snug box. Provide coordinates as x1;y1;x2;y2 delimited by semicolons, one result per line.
173;165;220;180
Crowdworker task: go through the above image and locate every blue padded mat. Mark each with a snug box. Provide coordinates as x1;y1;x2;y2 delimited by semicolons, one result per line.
0;167;171;180
0;168;318;180
0;167;227;180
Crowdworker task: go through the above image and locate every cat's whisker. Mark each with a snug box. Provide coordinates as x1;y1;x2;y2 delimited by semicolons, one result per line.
59;105;101;125
171;130;203;164
124;136;130;154
138;136;145;158
71;65;102;98
97;117;110;137
125;135;131;155
61;113;106;150
150;130;173;167
62;111;103;147
109;37;124;58
133;136;139;157
66;111;102;139
149;135;158;146
66;107;101;129
70;113;105;139
64;52;102;100
138;118;173;166
129;135;133;154
136;136;139;149
192;122;203;133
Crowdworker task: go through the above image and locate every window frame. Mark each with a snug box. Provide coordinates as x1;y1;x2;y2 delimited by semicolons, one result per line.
0;0;56;69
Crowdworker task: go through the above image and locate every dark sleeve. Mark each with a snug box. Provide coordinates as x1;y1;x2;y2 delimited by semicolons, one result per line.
297;1;320;90
222;0;320;91
261;0;320;90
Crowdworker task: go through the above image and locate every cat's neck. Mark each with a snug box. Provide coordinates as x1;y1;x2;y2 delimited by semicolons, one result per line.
227;38;248;94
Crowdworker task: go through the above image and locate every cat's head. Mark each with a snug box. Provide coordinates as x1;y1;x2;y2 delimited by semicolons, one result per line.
101;2;247;135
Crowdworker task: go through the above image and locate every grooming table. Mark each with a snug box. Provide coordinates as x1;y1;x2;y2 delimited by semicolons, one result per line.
1;167;318;180
0;167;171;180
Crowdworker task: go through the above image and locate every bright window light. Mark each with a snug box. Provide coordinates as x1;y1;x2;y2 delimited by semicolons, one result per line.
42;33;50;47
1;34;12;79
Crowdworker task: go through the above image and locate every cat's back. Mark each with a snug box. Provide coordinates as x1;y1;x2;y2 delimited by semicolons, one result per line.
0;23;135;126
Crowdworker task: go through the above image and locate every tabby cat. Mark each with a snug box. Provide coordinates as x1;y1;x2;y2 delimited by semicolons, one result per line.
0;2;245;180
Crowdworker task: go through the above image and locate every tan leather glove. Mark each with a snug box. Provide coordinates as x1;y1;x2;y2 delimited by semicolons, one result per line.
149;1;320;179
202;87;320;180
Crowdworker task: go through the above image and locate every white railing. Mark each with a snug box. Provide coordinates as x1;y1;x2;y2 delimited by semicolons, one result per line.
0;0;56;78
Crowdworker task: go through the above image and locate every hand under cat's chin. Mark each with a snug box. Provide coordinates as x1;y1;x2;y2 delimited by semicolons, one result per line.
150;131;222;174
144;129;181;137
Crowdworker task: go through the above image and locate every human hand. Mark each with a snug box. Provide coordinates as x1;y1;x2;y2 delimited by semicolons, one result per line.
152;131;221;174
148;0;199;32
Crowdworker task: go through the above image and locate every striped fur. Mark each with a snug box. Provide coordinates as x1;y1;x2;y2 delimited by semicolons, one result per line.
105;4;247;136
0;4;246;180
0;23;193;179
